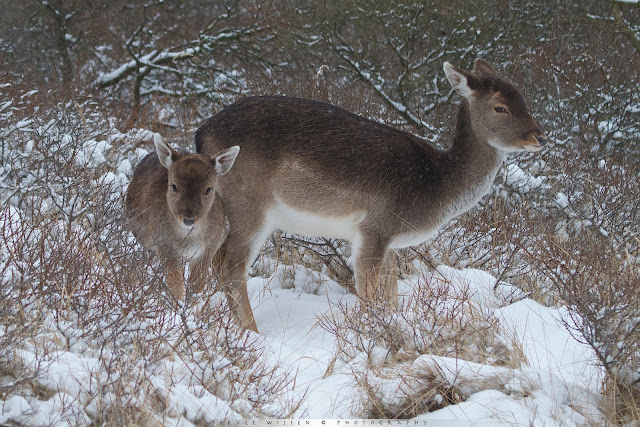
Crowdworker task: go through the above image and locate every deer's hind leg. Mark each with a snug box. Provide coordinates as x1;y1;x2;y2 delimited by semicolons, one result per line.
354;233;396;304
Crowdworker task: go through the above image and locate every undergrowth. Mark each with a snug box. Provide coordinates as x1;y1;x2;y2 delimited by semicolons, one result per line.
0;98;299;424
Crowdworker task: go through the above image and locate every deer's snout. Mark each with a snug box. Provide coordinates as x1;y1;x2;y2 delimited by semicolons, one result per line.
535;134;549;147
179;207;197;226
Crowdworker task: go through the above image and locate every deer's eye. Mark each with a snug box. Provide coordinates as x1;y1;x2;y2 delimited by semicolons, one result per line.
171;184;178;192
494;106;508;114
204;187;212;195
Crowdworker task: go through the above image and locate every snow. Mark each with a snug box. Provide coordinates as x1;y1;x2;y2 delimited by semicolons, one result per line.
555;191;569;209
95;51;160;86
75;139;112;166
242;264;602;423
0;396;31;425
95;48;200;87
433;265;527;308
504;163;544;193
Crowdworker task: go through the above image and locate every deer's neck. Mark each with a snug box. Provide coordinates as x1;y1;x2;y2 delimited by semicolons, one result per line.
439;103;505;220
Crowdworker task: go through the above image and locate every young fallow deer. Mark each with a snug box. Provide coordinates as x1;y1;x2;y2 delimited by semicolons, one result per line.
195;59;547;332
126;134;239;299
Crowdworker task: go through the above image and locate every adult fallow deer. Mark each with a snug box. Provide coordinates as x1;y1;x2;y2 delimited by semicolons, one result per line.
195;59;547;332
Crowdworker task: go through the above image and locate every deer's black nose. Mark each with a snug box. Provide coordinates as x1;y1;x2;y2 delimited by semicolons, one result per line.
183;218;195;226
535;135;549;146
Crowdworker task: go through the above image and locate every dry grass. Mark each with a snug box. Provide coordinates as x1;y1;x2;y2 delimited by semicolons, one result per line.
315;269;526;419
355;364;465;419
601;377;640;426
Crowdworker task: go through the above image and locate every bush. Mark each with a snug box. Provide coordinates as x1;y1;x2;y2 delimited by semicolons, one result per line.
524;156;640;423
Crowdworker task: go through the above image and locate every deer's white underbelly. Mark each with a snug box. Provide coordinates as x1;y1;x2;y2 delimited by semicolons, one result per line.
266;198;364;240
390;228;439;249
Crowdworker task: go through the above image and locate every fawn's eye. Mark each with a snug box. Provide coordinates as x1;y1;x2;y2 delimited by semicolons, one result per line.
171;184;178;192
204;187;212;195
494;106;508;114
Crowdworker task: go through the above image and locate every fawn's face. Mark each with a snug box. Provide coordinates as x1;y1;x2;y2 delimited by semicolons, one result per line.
154;134;239;228
166;155;218;227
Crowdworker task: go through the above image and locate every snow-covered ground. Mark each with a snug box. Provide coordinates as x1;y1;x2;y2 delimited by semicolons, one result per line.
248;263;603;424
1;237;605;425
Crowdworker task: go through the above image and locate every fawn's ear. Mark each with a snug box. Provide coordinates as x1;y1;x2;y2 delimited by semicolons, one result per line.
212;146;240;175
154;134;178;170
443;62;478;100
472;58;498;78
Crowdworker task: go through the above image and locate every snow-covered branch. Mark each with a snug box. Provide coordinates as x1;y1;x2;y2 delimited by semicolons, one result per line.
329;37;436;132
95;48;199;88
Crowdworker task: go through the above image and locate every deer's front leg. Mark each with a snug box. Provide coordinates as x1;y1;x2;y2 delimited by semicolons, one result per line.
189;250;214;295
219;232;259;333
381;249;399;305
354;233;393;303
164;257;185;300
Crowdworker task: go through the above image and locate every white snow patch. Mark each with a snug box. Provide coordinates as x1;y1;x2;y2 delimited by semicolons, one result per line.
504;163;544;193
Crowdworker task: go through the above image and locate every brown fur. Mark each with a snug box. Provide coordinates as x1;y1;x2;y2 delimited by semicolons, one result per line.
195;59;547;332
125;135;239;299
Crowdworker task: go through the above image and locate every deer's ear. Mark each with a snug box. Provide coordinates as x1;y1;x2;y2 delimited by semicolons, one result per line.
154;134;178;170
444;62;477;99
212;146;240;175
472;58;498;78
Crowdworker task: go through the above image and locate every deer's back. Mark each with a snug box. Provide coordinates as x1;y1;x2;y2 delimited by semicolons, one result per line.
195;96;447;218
